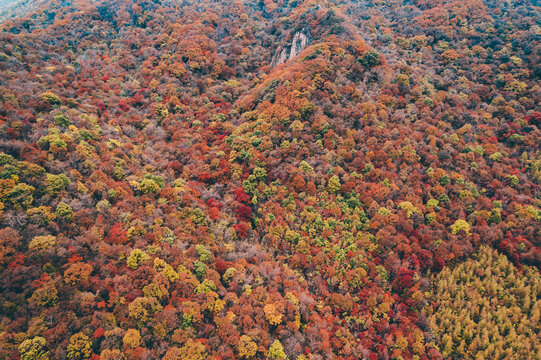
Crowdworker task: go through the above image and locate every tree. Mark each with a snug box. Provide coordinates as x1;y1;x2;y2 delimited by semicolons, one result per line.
359;49;381;68
0;227;21;265
100;349;126;360
450;219;471;235
45;174;70;195
28;235;56;252
263;303;283;326
128;297;163;327
162;339;206;360
238;335;258;358
268;340;287;360
327;175;341;193
127;249;150;269
40;92;61;105
66;333;92;359
122;329;141;348
64;263;93;285
55;202;73;221
18;337;49;360
29;281;58;307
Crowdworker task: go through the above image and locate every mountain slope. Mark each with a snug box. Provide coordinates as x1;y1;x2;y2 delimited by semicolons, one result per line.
0;0;539;359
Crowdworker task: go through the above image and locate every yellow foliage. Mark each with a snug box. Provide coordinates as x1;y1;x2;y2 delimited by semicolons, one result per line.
128;296;163;326
100;349;126;360
263;303;283;325
122;329;141;348
238;335;258;358
426;246;540;359
64;263;93;285
154;258;179;282
164;339;206;360
29;235;56;251
450;219;471;235
398;201;420;218
18;336;49;360
29;281;58;307
66;332;92;359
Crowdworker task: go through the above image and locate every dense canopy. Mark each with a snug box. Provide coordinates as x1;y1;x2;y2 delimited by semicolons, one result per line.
0;0;539;359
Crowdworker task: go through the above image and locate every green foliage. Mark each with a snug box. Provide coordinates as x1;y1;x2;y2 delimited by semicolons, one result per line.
155;104;169;118
37;131;68;151
299;161;313;174
7;183;35;208
222;267;238;283
426;199;439;209
362;163;374;174
506;174;519;186
253;166;267;181
137;178;160;193
195;245;211;262
159;228;176;245
0;2;539;359
398;201;420;218
180;207;207;225
327;175;341;193
395;74;410;87
113;166;125;180
194;260;206;279
489;152;502;161
40;92;61;105
359;49;381;68
377;207;391;217
0;152;15;166
181;313;193;329
438;194;450;203
375;265;388;282
131;174;165;194
194;279;216;294
55;202;73;221
439;175;450;185
45;174;70;195
53;113;70;127
268;340;287;360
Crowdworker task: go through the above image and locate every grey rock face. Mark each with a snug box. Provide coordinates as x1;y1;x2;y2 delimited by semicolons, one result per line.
271;29;311;66
288;31;309;61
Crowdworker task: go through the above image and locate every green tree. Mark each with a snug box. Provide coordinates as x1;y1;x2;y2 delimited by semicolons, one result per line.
46;174;70;195
268;340;287;360
359;49;380;68
327;175;341;193
40;92;61;105
55;202;73;221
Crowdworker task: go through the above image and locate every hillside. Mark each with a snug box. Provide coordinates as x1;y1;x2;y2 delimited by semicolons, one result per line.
0;0;539;359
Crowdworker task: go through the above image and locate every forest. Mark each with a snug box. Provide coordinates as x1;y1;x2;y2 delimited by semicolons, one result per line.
0;0;539;359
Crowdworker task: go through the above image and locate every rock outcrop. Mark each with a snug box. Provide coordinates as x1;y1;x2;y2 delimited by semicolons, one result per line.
271;29;311;66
